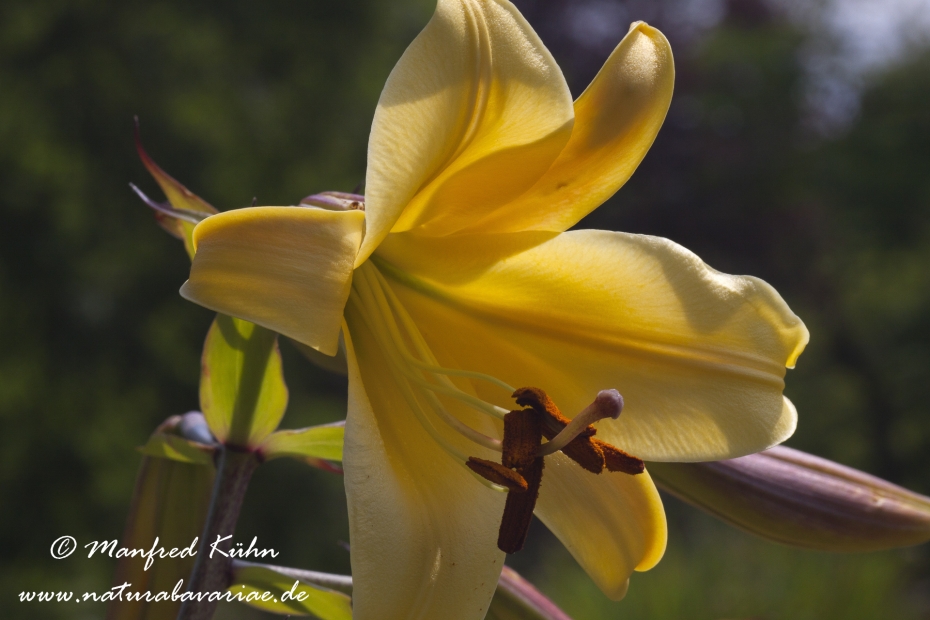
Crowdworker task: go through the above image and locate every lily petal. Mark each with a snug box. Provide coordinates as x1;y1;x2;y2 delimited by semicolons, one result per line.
473;22;675;233
535;457;667;600
376;229;809;461
342;316;506;620
181;207;364;356
360;0;574;264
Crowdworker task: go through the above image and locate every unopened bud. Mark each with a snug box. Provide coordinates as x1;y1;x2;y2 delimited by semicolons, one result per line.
300;191;365;211
649;446;930;552
176;411;217;445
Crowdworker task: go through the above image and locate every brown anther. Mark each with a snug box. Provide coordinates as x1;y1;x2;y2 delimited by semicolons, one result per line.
498;408;545;553
549;427;606;474
596;439;645;475
467;457;528;492
502;408;542;469
498;456;543;554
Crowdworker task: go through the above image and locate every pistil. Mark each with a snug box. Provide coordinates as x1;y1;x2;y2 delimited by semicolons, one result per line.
515;387;644;476
537;389;623;456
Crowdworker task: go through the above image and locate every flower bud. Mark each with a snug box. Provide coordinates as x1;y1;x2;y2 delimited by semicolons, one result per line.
648;446;930;552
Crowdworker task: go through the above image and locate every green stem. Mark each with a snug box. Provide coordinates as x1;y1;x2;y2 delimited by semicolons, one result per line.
176;446;258;620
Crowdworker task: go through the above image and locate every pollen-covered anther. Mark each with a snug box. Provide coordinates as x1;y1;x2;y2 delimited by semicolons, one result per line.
596;439;645;475
464;409;544;553
466;457;528;492
497;408;544;554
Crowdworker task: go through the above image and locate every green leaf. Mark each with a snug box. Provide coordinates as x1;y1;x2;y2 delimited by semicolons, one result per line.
139;432;215;465
200;314;288;449
259;422;344;463
107;418;215;620
229;563;353;619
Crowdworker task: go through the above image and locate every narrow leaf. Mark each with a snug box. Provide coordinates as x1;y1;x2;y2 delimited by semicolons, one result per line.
133;117;217;257
649;445;930;552
259;422;345;463
139;432;214;465
201;314;288;449
229;562;353;619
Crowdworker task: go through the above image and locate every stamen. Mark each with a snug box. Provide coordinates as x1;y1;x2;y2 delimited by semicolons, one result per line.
348;292;500;454
360;266;510;421
466;457;527;492
353;269;503;452
497;409;544;554
597;440;645;475
370;266;514;411
350;296;507;492
537;389;623;456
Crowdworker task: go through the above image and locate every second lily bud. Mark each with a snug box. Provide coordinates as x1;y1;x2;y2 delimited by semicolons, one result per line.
649;446;930;552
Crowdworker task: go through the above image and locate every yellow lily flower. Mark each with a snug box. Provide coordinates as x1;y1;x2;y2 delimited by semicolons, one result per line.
178;0;808;617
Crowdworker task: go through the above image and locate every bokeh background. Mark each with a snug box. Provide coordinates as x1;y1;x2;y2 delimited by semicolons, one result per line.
2;0;929;618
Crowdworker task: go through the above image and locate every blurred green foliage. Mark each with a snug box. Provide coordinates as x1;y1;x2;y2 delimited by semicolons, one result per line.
1;0;928;618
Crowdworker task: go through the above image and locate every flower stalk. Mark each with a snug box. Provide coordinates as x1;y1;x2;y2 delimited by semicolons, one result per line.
175;447;259;620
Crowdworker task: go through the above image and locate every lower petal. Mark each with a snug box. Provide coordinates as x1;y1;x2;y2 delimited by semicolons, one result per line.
535;457;666;600
342;315;506;620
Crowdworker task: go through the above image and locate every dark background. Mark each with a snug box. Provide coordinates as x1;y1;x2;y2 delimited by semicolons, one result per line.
1;0;928;618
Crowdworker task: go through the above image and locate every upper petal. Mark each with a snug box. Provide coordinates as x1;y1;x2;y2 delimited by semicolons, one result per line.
360;0;574;263
375;229;809;461
180;207;364;356
342;315;506;620
535;457;667;600
471;22;675;234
